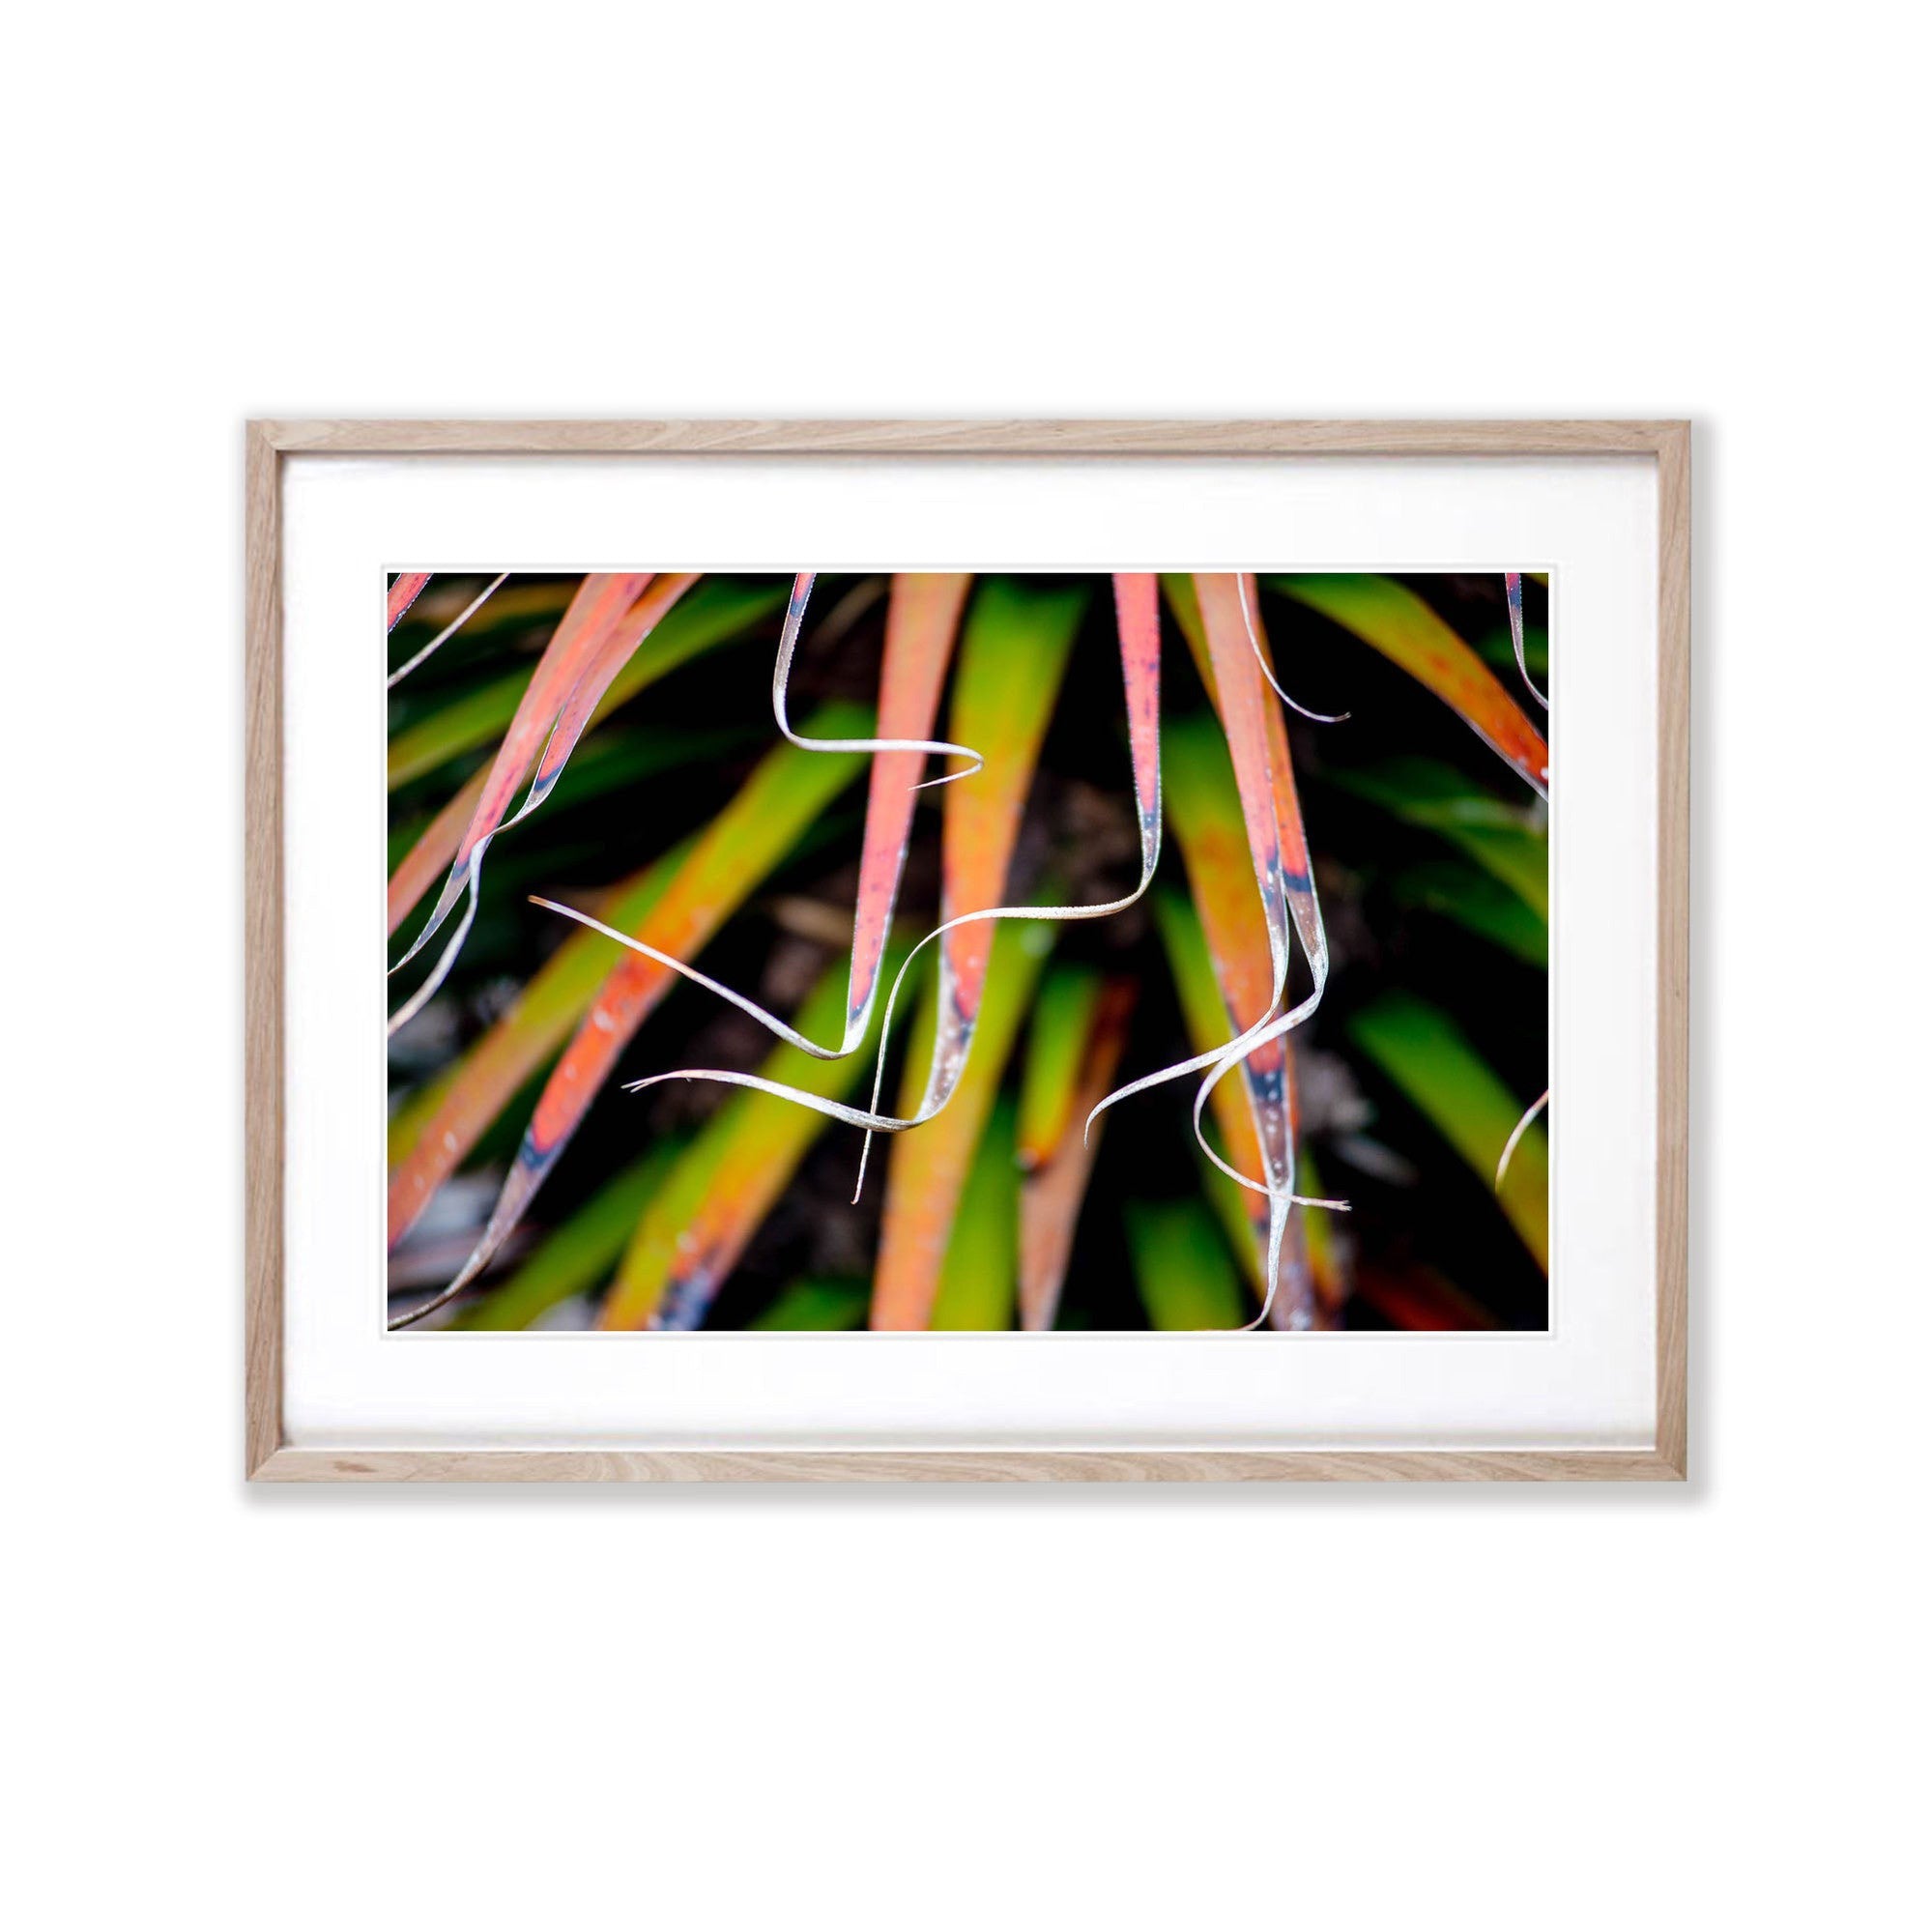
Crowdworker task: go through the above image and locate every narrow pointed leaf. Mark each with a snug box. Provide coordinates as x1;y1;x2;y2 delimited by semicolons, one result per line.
1127;1197;1246;1331
1347;991;1549;1269
388;705;869;1265
1159;697;1316;1327
1197;574;1324;979
1112;569;1166;882
1099;575;1329;1323
1017;974;1136;1330
840;574;973;1046
1271;573;1549;796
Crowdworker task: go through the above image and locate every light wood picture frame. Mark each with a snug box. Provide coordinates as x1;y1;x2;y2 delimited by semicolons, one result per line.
245;418;1689;1483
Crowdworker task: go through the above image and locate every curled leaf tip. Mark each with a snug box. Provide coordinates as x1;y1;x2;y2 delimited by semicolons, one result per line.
1495;1087;1551;1190
1505;571;1549;711
1251;649;1352;725
1239;569;1349;723
772;570;986;782
908;764;976;793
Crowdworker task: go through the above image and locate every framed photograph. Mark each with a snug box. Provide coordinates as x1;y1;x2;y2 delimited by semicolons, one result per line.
246;418;1688;1482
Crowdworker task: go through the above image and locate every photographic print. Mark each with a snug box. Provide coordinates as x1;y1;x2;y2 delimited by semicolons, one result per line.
386;569;1550;1335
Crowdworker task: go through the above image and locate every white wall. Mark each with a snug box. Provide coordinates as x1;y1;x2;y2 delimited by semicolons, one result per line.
9;5;1925;1928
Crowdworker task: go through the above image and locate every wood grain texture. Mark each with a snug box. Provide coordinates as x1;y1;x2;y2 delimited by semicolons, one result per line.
257;418;1685;458
243;418;1690;1484
1655;423;1692;1477
245;423;283;1477
253;1447;1684;1484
